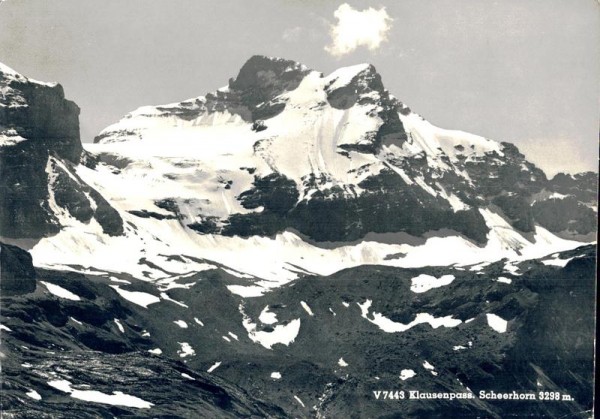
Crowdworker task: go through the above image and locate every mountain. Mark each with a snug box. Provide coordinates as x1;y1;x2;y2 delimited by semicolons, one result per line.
0;56;596;418
2;55;594;294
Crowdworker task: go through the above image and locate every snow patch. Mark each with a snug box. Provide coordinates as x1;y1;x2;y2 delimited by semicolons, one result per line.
227;285;265;297
423;360;438;376
207;361;222;373
113;319;124;333
497;277;512;284
294;395;306;407
259;306;278;324
49;379;153;409
110;277;131;284
410;274;455;293
73;390;153;408
47;379;74;393
271;372;282;380
26;389;42;400
486;313;508;333
423;361;434;370
542;256;574;267
40;282;81;301
300;301;314;316
241;305;301;349
357;300;462;333
160;292;189;308
338;358;349;367
400;369;416;380
177;342;195;357
173;320;188;328
110;286;160;308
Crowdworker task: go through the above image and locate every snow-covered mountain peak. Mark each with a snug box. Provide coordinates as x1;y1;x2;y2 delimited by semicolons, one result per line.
81;57;594;248
1;58;595;294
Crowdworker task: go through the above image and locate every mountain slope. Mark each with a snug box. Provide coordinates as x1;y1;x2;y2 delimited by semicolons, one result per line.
2;241;595;418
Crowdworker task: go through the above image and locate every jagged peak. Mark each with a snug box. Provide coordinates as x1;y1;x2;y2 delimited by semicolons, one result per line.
228;55;311;92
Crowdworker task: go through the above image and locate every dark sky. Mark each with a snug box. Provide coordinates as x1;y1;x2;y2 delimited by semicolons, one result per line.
0;0;598;176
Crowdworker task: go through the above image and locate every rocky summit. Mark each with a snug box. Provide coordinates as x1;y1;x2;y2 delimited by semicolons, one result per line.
0;56;596;418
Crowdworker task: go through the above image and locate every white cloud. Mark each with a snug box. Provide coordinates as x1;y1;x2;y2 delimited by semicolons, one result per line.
325;3;393;57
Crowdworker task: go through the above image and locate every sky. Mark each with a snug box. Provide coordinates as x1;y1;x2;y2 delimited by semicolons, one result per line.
0;0;598;176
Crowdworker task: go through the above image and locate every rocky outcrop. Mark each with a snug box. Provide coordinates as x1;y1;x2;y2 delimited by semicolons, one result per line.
0;64;81;163
228;55;311;121
0;63;123;239
548;172;597;204
0;242;37;296
524;171;598;238
223;170;489;243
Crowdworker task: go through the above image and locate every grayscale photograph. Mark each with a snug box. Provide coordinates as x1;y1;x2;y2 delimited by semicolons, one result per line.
0;1;597;417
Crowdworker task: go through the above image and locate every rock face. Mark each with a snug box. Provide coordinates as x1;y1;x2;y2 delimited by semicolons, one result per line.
0;63;123;239
531;172;598;237
0;63;81;162
0;241;37;296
